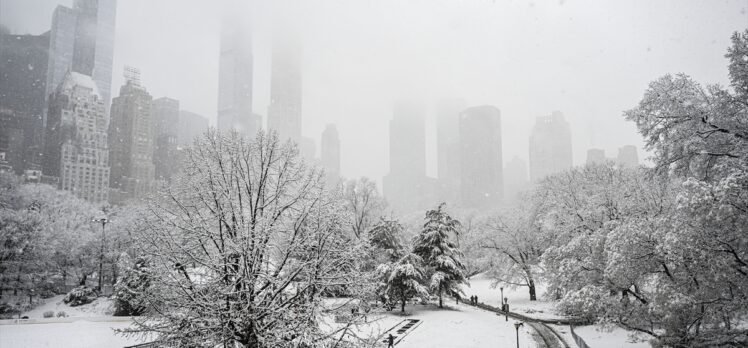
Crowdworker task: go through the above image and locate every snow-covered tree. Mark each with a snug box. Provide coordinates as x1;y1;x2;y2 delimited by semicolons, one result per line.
480;196;545;301
122;130;367;347
616;29;748;346
342;177;387;239
413;203;467;308
377;252;429;312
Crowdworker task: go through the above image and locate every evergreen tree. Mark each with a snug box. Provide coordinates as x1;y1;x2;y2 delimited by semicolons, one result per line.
413;203;468;308
377;252;429;312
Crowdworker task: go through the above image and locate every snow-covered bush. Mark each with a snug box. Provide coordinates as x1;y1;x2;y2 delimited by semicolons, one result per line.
63;286;97;307
42;310;54;318
113;257;150;316
56;311;67;317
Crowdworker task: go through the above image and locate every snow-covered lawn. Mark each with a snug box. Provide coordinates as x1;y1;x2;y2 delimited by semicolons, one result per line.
461;273;563;320
573;325;651;348
19;295;114;319
0;295;146;348
0;320;144;348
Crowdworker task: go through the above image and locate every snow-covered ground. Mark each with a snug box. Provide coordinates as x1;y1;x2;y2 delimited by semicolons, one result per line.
0;295;146;348
20;295;114;319
574;325;651;348
0;320;143;348
461;273;564;320
464;273;655;347
329;302;535;347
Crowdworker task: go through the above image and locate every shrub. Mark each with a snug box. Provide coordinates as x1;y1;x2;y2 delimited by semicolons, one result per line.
63;286;97;307
42;310;54;318
113;257;150;316
56;311;67;318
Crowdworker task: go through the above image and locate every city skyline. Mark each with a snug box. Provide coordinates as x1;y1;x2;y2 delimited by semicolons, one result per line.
3;0;744;186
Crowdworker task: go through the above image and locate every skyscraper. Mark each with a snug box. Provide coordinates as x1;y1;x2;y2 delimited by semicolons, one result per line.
267;26;302;143
45;0;117;118
436;98;465;204
321;124;340;188
108;67;154;201
586;148;606;165
0;31;49;173
617;145;639;168
43;72;109;203
178;110;209;147
504;156;529;203
152;97;179;181
217;12;254;135
383;101;428;214
529;111;572;182
459;105;503;208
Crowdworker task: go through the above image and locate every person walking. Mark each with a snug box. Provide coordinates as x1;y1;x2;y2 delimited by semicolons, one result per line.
387;333;395;347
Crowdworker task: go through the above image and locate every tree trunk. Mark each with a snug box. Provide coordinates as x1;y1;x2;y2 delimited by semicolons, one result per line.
401;287;406;312
528;278;537;301
438;284;443;308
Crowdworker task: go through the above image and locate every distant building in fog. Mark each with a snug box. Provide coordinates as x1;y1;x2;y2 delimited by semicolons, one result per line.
267;26;303;143
459;105;503;209
46;0;117;118
0;108;25;175
0;32;49;174
43;72;109;203
178;110;209;147
436;98;465;205
586;148;606;165
217;12;254;136
384;101;428;214
529;111;572;182
152;97;179;181
504;156;528;202
108;67;154;202
321;124;340;187
617;145;638;168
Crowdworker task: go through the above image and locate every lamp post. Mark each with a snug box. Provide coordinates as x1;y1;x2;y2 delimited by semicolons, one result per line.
92;217;108;292
504;297;509;321
500;286;504;308
514;322;524;348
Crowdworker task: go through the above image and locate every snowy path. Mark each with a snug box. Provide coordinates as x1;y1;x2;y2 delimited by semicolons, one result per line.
370;303;535;348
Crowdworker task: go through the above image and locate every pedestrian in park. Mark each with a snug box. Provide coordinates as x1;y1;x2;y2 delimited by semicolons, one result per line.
475;296;479;305
387;333;395;347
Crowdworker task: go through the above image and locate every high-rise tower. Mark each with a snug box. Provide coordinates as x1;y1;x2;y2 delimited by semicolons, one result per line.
0;31;49;174
321;124;340;187
108;67;154;201
152;97;179;181
436;98;466;204
45;0;117;119
43;72;110;203
217;11;255;136
459;105;503;208
383;101;428;214
267;26;302;143
529;111;572;182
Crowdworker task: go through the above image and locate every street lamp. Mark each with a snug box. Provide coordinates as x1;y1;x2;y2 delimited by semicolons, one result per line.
514;322;524;348
500;287;504;308
504;297;509;321
92;217;108;292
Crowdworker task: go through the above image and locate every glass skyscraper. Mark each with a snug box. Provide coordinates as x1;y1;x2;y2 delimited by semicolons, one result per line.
45;0;117;122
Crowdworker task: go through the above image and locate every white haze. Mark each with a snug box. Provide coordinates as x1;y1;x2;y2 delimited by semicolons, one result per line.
2;0;747;186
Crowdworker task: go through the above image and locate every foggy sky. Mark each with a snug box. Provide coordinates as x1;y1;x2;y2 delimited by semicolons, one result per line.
2;0;747;185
